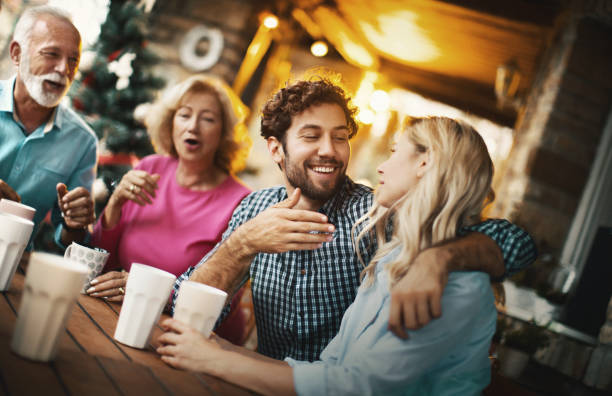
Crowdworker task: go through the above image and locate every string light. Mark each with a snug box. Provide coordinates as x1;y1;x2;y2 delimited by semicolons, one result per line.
310;41;328;57
263;14;279;29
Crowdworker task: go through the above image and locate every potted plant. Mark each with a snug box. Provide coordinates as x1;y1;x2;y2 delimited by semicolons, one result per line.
497;321;550;379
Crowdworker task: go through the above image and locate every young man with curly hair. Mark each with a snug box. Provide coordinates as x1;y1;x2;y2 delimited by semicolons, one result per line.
169;78;536;362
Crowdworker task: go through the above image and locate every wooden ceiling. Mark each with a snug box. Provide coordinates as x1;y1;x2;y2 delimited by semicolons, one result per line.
282;0;566;126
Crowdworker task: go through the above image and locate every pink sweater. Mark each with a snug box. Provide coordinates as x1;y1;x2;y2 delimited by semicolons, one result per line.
92;155;251;277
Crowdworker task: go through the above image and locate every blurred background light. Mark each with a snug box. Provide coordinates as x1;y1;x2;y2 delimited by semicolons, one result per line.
48;0;109;48
311;6;378;69
310;40;328;57
262;14;279;29
370;90;390;112
357;10;439;63
357;108;375;125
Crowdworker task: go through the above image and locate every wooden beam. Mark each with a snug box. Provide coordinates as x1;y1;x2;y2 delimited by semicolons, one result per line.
435;0;564;27
381;58;518;127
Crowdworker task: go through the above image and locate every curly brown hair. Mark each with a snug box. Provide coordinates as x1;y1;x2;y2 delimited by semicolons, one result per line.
260;78;358;142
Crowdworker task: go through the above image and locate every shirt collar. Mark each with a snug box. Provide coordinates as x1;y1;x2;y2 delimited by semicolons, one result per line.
42;107;59;133
1;75;62;134
0;76;16;112
320;176;354;217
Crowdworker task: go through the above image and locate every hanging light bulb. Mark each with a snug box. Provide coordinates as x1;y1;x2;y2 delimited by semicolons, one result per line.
310;41;328;57
263;14;279;29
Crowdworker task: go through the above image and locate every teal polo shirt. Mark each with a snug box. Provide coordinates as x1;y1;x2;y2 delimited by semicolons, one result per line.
0;76;98;247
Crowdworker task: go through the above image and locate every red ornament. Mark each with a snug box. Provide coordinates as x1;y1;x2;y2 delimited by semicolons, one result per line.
72;98;84;111
98;152;139;166
108;49;122;61
83;73;96;86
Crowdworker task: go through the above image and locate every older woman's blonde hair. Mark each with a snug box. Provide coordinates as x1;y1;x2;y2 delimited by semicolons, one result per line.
145;74;251;174
354;117;495;286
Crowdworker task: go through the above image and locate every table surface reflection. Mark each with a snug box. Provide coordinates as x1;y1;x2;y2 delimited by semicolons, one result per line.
0;261;253;396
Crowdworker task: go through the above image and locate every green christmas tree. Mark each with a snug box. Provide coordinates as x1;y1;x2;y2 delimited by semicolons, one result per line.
71;0;166;218
72;0;165;158
33;0;165;252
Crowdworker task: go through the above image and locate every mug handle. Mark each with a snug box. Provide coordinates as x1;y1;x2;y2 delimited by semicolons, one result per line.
64;244;72;259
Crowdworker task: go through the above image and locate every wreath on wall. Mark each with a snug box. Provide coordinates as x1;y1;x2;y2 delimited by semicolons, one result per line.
179;25;224;71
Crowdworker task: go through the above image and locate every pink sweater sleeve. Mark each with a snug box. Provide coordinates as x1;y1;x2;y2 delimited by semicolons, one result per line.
90;157;154;271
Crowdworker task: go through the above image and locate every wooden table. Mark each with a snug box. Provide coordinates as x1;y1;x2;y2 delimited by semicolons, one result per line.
0;267;253;396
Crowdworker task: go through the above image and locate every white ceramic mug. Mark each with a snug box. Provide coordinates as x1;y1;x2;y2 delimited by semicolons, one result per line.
0;212;34;291
0;199;36;221
114;263;176;349
64;242;109;293
174;281;228;337
11;252;88;361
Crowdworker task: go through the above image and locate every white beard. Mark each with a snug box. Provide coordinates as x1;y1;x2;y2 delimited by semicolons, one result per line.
19;52;70;108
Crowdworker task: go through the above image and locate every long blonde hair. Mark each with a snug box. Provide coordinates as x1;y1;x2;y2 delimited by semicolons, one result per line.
354;117;495;286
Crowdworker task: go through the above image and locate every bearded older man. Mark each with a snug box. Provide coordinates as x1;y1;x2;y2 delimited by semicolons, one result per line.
0;5;97;248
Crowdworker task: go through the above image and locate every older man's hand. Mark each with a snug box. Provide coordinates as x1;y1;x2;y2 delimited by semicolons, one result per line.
57;183;95;229
0;179;21;202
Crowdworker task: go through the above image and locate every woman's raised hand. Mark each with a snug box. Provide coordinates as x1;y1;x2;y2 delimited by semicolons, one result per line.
113;170;160;206
102;170;161;228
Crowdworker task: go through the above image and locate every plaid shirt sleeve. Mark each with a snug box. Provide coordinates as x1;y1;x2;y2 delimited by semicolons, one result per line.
169;193;252;314
460;219;537;279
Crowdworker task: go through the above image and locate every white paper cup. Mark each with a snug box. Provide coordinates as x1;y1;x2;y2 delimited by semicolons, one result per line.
173;281;228;337
114;263;176;349
11;252;88;361
64;242;109;293
0;199;36;221
0;212;34;291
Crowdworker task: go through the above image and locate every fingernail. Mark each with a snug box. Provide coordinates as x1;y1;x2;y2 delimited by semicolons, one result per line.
90;279;98;285
328;225;335;232
86;286;96;293
66;210;71;215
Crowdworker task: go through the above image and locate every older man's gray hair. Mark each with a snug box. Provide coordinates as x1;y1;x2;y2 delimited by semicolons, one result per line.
13;5;78;51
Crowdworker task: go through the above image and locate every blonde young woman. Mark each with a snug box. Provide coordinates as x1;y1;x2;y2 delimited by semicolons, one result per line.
156;116;497;395
89;75;252;344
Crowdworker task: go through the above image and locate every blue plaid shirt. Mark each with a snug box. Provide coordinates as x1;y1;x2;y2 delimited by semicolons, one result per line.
173;178;536;361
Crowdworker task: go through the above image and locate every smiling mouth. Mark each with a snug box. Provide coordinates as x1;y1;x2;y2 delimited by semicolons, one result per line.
44;80;65;90
312;166;337;175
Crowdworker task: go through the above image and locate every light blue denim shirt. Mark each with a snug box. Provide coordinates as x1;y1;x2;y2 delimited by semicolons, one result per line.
286;247;497;396
0;77;98;247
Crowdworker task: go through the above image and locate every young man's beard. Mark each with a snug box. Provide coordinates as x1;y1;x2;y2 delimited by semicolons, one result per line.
283;151;346;203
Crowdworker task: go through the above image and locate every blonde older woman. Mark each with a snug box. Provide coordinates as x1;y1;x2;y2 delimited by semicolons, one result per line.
90;74;252;344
